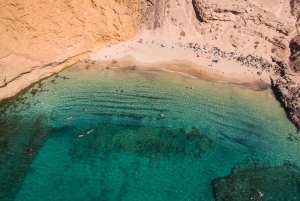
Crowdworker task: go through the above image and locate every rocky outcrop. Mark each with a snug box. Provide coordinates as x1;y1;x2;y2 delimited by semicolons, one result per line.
191;0;293;55
290;35;300;72
213;159;300;201
139;0;295;64
269;0;300;129
271;75;300;128
290;0;300;33
290;0;300;17
270;35;300;128
193;0;292;35
0;0;139;99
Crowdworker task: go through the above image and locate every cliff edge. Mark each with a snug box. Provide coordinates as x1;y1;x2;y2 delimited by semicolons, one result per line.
0;0;139;99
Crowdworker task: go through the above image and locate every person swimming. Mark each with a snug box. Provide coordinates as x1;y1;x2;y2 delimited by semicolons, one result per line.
26;148;33;157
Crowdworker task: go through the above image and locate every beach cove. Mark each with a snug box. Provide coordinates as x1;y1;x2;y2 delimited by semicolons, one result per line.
1;0;300;200
0;66;300;201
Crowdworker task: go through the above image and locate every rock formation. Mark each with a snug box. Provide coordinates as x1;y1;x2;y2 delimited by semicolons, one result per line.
271;35;300;128
213;159;300;201
290;35;300;72
139;0;295;61
290;0;300;33
0;0;139;98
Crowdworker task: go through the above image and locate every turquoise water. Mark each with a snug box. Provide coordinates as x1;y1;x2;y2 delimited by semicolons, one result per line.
0;66;299;201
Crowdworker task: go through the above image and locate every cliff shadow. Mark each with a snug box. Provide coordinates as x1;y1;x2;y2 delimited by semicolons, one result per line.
270;84;299;130
192;0;205;23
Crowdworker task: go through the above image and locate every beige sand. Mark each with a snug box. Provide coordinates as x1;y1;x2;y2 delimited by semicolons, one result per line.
87;35;271;88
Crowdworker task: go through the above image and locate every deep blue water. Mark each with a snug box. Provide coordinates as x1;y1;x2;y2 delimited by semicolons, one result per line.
0;66;299;201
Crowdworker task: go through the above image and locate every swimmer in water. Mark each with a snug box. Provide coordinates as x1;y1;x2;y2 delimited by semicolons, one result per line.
26;148;33;157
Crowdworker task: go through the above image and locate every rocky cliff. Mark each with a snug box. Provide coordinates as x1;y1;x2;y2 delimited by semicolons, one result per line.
0;0;139;98
139;0;300;127
139;0;296;61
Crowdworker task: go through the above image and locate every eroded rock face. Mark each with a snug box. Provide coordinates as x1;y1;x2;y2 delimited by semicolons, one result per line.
140;0;295;61
272;76;300;128
269;35;300;129
0;0;139;88
290;35;300;72
193;0;292;35
290;0;300;33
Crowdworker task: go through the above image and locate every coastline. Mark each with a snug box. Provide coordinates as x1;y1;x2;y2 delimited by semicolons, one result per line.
0;34;298;128
2;56;299;201
0;36;273;102
0;52;90;101
89;36;272;84
82;35;300;129
76;58;270;92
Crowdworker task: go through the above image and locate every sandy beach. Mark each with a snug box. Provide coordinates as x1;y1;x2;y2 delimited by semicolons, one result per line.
0;35;274;102
87;35;272;89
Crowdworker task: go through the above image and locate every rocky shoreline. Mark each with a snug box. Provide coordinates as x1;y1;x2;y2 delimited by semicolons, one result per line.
139;0;300;128
271;73;300;129
234;55;300;129
233;46;300;129
1;0;300;128
271;36;300;129
184;38;300;129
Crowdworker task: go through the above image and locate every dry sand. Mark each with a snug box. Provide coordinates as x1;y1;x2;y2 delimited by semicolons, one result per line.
87;34;272;90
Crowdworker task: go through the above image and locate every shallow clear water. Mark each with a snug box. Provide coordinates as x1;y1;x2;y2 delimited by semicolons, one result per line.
0;66;299;201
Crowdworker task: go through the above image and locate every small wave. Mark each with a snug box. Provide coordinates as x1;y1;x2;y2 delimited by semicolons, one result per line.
160;68;197;79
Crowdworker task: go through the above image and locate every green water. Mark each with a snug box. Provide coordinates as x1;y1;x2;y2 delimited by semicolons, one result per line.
0;66;299;201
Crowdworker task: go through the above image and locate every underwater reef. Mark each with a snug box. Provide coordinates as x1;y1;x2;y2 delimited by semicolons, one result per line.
213;159;300;201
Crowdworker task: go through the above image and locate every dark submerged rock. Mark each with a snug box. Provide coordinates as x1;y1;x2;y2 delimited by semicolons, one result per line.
213;160;300;201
